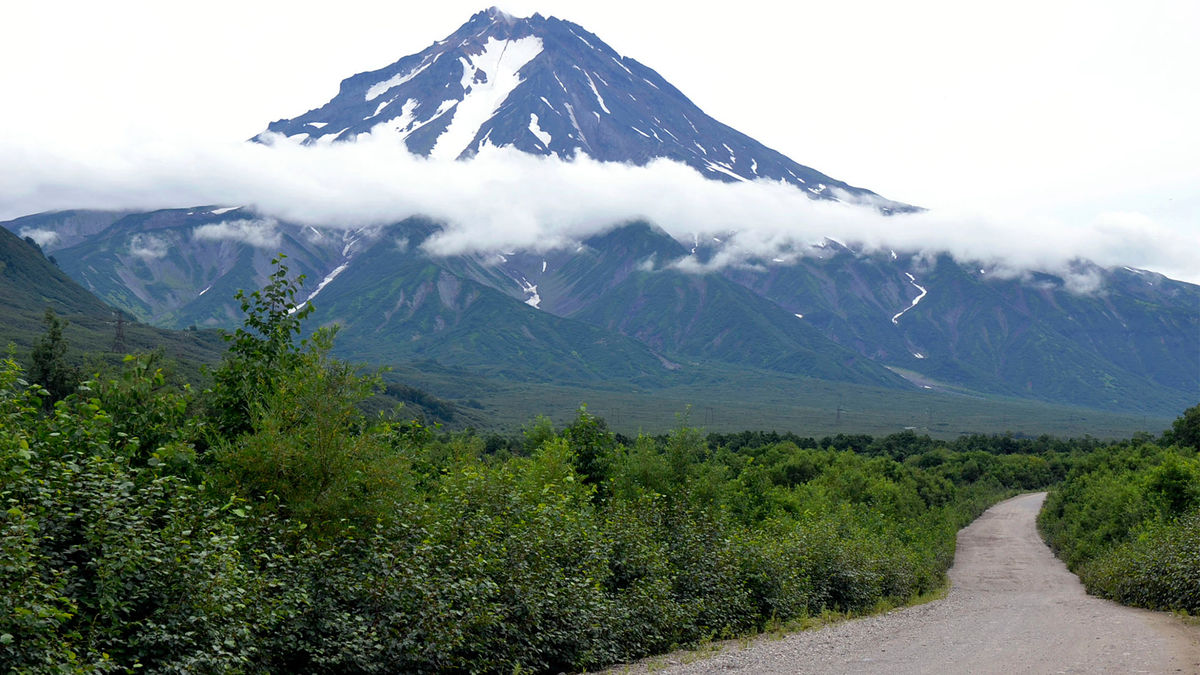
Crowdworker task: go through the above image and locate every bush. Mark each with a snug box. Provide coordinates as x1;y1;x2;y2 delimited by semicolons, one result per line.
0;356;280;672
1081;510;1200;613
1039;429;1200;614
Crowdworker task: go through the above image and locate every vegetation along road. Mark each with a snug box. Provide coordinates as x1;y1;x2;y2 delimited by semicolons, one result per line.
629;493;1200;674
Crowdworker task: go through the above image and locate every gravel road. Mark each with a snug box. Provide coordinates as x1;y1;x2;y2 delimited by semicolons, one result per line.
610;492;1200;674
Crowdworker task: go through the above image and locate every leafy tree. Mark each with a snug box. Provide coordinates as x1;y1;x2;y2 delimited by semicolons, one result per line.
1146;454;1200;517
522;414;556;454
562;405;617;491
28;308;79;407
213;327;408;535
1166;404;1200;450
95;352;197;473
206;255;312;439
200;257;410;535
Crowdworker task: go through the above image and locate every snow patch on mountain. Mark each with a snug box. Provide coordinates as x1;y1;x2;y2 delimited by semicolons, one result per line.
380;99;418;134
302;261;350;307
563;101;586;144
568;27;594;50
366;54;438;102
518;276;541;308
429;36;543;160
704;160;745;181
891;273;928;324
528;113;552;147
371;97;395;119
582;71;611;114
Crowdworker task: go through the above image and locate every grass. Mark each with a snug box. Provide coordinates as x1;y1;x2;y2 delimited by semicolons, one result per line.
386;362;1175;439
1173;611;1199;627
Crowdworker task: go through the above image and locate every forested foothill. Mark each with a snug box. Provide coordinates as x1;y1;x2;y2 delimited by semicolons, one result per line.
2;260;1196;673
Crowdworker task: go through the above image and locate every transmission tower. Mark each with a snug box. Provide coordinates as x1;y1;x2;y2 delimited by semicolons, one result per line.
111;312;127;354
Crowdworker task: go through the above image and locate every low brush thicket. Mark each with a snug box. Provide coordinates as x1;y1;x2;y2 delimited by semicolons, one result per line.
1039;412;1200;615
0;258;1150;673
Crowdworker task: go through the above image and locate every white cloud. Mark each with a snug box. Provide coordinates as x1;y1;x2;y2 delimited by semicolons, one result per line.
17;227;58;248
193;218;282;249
635;255;657;272
128;233;169;260
0;134;1197;287
1062;267;1103;295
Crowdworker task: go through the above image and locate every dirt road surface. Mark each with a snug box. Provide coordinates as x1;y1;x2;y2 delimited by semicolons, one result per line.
614;492;1200;674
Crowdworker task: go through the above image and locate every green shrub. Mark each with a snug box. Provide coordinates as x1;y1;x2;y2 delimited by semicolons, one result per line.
1039;429;1200;614
1080;510;1200;613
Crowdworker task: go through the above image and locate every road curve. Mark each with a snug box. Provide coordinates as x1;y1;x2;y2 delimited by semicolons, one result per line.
615;492;1200;674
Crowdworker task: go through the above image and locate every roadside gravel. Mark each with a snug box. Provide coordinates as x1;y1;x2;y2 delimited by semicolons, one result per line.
607;492;1200;674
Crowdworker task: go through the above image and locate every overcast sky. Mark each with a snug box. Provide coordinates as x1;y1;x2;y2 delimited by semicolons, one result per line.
3;0;1198;282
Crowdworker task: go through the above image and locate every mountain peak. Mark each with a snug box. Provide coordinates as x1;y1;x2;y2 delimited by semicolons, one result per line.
257;9;909;211
482;6;527;25
459;5;542;39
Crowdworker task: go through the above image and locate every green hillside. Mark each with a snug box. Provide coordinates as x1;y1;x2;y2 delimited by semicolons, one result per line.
308;228;678;385
0;226;224;380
